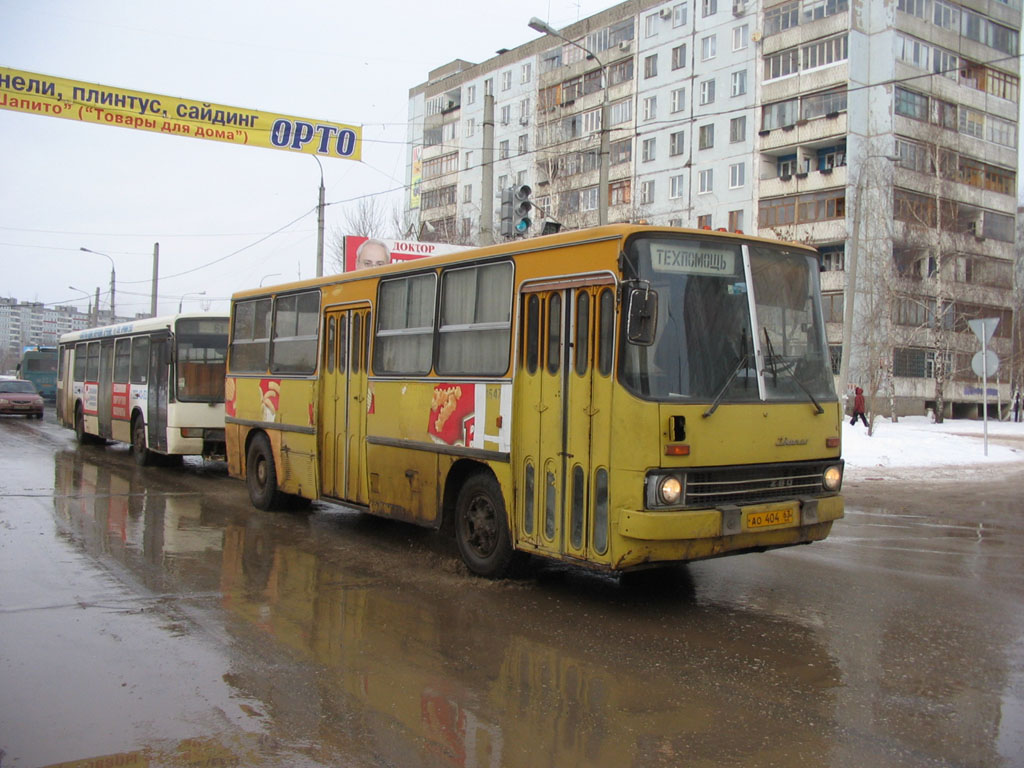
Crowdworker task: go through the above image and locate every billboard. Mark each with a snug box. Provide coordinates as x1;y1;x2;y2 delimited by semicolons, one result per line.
0;67;361;161
343;237;474;272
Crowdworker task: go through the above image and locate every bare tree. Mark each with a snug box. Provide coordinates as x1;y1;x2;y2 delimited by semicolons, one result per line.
328;196;401;273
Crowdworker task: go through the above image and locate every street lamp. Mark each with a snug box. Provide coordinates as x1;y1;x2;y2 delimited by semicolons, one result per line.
313;155;326;278
259;273;282;287
79;247;116;321
68;286;95;326
178;291;207;313
528;16;610;226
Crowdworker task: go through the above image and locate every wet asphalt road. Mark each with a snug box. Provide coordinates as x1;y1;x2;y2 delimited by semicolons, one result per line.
1;414;1022;768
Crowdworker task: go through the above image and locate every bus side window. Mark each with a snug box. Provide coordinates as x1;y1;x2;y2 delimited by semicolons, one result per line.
575;290;590;376
524;294;540;374
364;312;372;374
131;337;150;384
351;313;362;374
338;314;349;372
547;294;561;375
113;339;131;383
598;288;615;377
325;316;336;374
74;343;88;382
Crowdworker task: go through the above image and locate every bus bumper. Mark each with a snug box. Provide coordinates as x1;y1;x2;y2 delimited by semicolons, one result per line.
613;495;843;568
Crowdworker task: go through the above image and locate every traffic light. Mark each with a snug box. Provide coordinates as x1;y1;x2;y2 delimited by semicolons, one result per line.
500;187;514;239
513;184;532;236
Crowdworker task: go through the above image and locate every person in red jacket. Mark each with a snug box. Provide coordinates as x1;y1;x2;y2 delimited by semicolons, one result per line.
850;386;868;427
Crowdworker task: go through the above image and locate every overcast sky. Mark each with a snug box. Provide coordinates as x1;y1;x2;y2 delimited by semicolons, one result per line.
0;0;615;317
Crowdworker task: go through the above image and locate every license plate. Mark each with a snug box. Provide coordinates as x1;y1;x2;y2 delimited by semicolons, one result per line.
746;507;795;529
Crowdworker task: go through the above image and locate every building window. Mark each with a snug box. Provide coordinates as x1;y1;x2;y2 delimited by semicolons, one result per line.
728;209;744;231
609;58;634;85
894;87;928;121
819;244;845;271
762;98;798;130
698;79;715;105
697;214;712;229
464;118;475;138
610;99;633;125
672;87;687;112
466;85;476;105
464;151;473;170
518;134;528;155
673;2;689;26
610;179;632;205
731;70;747;96
611;138;633;164
521;63;532;83
463;184;473;203
581;186;599;212
484;78;493;95
701;34;717;60
822;292;844;323
499;140;510;160
500;105;511;125
698;168;713;193
729;162;745;188
670;174;686;198
733;24;749;50
643;96;658;120
669;130;685;155
698;123;714;149
672;43;688;69
640;180;655;204
645;12;659;37
730;115;746;142
520;98;531;123
642;137;657;162
702;0;717;16
765;0;799;35
764;48;799;80
645;54;659;78
501;71;512;91
801;88;847;119
802;34;848;70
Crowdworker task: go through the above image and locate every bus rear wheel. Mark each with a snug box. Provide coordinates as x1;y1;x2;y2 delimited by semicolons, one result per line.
247;433;283;511
74;406;93;445
132;415;153;466
455;472;519;578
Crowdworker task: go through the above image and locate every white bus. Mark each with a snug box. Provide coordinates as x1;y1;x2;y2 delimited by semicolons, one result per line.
57;313;229;465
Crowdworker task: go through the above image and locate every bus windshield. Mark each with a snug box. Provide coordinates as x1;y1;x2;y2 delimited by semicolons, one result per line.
619;236;836;405
175;318;229;403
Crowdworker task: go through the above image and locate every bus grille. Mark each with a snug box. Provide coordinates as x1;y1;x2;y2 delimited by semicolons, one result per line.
678;461;837;509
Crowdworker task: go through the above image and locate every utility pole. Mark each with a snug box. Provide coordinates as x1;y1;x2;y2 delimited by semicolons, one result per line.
150;242;159;317
479;94;495;245
315;156;325;277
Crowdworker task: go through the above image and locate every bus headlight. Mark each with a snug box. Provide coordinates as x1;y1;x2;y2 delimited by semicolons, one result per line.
658;476;683;505
822;464;843;492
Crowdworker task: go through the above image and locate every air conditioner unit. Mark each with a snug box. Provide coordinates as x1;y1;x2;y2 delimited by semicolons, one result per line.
519;116;530;126
618;40;632;52
659;7;672;18
732;0;746;15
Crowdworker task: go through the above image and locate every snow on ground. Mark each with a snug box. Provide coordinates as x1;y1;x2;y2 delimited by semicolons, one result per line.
841;415;1024;472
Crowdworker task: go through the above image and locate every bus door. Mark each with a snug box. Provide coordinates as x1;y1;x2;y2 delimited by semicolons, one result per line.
147;334;171;452
319;306;370;504
98;340;115;437
514;281;615;563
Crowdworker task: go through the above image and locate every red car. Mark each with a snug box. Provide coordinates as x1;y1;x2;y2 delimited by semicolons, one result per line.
0;379;44;418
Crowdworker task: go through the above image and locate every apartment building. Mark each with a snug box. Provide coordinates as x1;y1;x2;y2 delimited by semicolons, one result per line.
0;300;90;372
406;0;1021;416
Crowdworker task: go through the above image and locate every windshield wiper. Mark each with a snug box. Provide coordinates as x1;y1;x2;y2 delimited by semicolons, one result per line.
762;329;824;414
702;352;750;418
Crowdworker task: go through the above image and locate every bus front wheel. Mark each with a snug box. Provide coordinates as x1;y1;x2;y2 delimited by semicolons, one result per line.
247;433;283;511
131;415;153;466
455;473;518;578
74;406;92;445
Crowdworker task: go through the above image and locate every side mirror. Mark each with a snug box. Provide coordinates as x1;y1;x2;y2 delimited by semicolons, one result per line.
626;286;658;346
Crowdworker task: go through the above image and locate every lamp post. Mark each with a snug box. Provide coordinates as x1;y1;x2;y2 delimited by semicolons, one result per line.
79;247;116;321
178;291;207;313
259;273;282;287
528;16;609;226
68;286;95;327
314;155;325;278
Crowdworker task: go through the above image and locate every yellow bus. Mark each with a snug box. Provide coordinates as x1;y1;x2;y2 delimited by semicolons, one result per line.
225;224;843;577
57;313;229;465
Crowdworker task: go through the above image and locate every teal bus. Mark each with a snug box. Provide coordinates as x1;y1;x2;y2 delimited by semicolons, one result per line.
18;346;58;400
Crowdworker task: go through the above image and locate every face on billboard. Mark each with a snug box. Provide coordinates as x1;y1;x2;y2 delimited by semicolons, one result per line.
355;241;390;270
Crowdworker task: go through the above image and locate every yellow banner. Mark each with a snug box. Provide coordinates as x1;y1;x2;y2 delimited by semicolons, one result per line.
0;67;361;161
